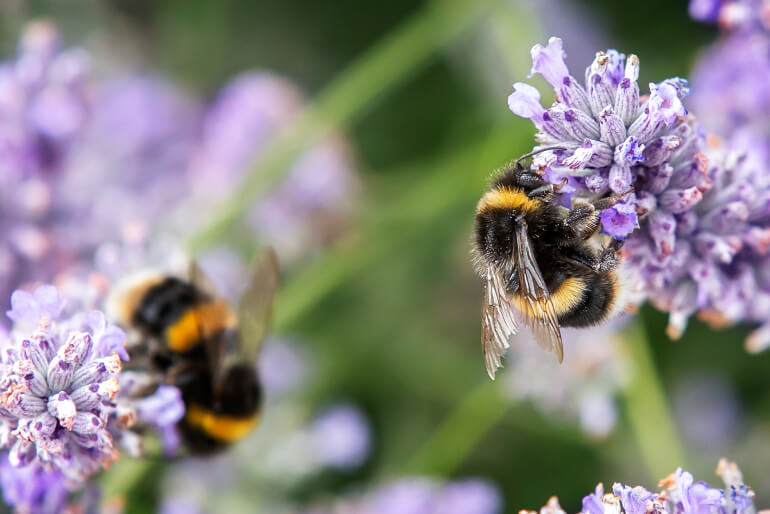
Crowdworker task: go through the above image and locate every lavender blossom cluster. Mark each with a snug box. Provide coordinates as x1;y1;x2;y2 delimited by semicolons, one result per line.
689;0;770;142
510;37;770;344
523;460;756;514
0;285;184;512
0;21;90;309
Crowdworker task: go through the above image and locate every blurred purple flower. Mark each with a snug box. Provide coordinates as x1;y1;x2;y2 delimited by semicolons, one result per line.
689;33;770;139
310;403;371;470
345;477;502;514
0;454;68;513
115;372;185;457
504;322;628;438
673;374;743;450
689;0;770;31
367;479;438;514
434;479;503;514
0;21;90;309
159;497;206;514
189;72;360;265
258;338;308;398
57;75;201;256
528;460;755;514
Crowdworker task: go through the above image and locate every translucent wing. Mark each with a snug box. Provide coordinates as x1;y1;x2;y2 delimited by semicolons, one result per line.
512;220;564;363
234;248;280;365
481;266;519;380
188;260;220;299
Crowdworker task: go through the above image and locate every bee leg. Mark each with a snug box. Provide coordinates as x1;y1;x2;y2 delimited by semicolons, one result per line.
518;172;546;191
592;188;635;211
596;239;625;272
527;184;554;199
562;203;600;241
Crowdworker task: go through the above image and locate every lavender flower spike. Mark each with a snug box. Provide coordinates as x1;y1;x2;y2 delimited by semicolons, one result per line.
0;284;184;503
0;288;125;487
525;460;756;514
510;38;770;345
510;37;695;239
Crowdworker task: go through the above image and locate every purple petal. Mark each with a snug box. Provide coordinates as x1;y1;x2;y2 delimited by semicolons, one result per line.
508;82;545;125
659;187;703;213
600;200;638;237
528;37;569;88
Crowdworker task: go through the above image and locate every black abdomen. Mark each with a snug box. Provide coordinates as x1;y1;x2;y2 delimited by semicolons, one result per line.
557;272;616;328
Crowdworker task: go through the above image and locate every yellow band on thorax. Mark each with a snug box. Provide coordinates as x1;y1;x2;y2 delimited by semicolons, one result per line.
476;187;540;214
185;404;259;442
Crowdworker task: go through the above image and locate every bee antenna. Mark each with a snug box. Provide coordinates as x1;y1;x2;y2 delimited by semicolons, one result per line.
515;146;569;167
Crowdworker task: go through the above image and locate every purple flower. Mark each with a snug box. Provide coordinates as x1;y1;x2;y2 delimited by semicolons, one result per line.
189;72;360;265
611;484;655;514
504;322;628;438
534;461;755;514
434;479;502;514
0;22;90;310
510;37;696;239
689;0;724;22
511;37;770;344
0;454;68;513
258;338;307;397
673;374;743;449
310;403;371;470
0;328;122;486
0;284;184;499
115;372;185;457
689;33;770;139
688;0;770;31
367;479;439;514
357;477;502;514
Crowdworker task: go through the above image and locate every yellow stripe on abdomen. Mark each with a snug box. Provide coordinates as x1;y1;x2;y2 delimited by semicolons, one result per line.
476;187;541;215
511;277;586;318
185;404;259;442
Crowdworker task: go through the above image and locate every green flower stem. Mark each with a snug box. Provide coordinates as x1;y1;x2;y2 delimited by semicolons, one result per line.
622;319;686;480
403;379;506;475
186;0;492;254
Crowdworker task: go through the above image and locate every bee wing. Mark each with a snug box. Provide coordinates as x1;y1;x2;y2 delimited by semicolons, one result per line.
235;248;280;364
188;260;221;299
481;266;520;380
512;220;564;363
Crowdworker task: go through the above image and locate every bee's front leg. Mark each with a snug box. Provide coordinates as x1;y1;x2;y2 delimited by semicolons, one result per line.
562;203;600;242
596;238;625;272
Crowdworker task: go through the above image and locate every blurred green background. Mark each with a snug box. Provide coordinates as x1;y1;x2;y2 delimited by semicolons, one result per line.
3;1;769;513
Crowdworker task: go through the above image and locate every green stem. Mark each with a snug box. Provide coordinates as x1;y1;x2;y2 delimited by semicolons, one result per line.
185;0;491;254
622;320;686;480
403;380;507;475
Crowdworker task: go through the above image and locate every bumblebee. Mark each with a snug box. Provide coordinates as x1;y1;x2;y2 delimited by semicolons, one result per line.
473;149;630;379
108;250;279;454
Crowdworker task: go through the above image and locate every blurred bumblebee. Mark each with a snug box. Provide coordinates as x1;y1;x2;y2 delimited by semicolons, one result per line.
109;249;279;454
472;149;630;379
